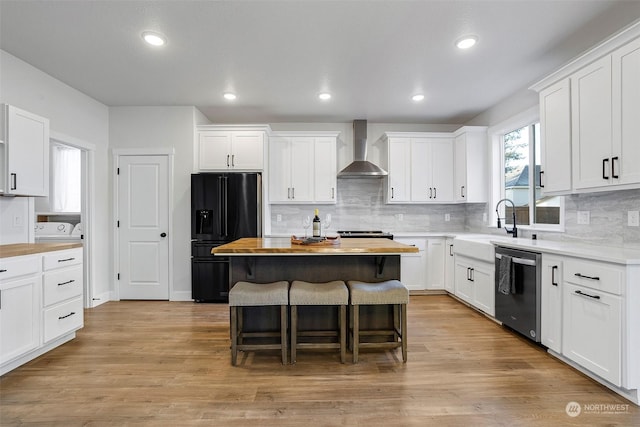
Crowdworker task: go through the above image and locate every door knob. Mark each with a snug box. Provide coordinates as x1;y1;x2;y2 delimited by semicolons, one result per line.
160;232;167;238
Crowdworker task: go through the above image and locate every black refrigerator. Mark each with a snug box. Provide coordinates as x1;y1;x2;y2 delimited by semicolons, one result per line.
191;172;262;302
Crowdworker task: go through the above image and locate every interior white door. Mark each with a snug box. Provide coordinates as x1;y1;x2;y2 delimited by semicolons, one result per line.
117;155;169;300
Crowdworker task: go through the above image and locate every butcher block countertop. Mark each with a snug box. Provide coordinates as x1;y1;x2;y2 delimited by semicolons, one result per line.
212;237;419;255
0;242;83;258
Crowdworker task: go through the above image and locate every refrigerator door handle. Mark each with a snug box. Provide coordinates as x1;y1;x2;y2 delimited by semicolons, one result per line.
222;176;229;237
218;176;224;236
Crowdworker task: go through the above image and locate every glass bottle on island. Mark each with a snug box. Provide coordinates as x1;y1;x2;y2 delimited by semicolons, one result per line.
312;208;321;237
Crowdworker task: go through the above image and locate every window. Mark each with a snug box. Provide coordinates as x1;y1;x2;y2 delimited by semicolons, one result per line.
491;108;563;231
51;143;81;212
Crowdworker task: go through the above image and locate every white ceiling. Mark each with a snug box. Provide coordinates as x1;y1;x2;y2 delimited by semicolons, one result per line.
1;1;639;124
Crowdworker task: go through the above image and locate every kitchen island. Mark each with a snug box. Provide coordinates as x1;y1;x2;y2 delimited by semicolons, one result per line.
212;237;417;333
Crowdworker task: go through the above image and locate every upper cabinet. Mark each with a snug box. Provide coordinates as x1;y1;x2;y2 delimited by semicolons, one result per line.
453;126;488;202
531;23;640;194
269;131;339;204
196;125;270;171
0;104;50;197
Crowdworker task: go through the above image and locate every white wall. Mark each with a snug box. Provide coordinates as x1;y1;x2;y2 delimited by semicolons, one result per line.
109;106;198;301
0;197;33;244
0;50;111;305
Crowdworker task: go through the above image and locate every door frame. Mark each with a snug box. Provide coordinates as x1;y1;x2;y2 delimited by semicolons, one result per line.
49;130;96;308
112;148;174;301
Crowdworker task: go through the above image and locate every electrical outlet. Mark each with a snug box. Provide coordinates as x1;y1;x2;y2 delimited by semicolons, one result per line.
13;215;23;227
396;213;404;221
276;214;282;223
482;212;487;223
628;211;639;227
444;213;450;222
577;211;590;225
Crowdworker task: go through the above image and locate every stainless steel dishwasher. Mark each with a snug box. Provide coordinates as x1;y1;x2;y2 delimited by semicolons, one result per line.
494;246;542;343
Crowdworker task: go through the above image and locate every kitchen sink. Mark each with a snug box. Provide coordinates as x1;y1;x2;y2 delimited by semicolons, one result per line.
453;235;495;262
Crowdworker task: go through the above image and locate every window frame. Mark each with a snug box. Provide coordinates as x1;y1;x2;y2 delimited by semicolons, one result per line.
489;106;564;233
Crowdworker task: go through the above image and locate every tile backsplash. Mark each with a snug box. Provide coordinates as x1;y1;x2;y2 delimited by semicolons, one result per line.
270;179;640;249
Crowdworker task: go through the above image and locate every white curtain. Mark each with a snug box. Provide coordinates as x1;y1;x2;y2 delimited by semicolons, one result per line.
52;144;81;212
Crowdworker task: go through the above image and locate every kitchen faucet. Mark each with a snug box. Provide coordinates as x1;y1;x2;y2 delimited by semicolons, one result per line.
495;198;518;238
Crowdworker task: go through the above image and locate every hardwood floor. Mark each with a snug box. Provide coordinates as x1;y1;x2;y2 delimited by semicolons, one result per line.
1;295;638;426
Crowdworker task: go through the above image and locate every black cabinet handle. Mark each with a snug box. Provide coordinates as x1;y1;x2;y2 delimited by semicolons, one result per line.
603;158;609;179
612;156;619;179
391;187;394;199
226;154;230;167
575;290;600;300
449;244;453;257
58;258;75;263
160;232;167;238
0;269;7;273
434;187;437;199
58;312;76;320
470;268;474;282
460;185;465;198
429;187;433;199
551;265;558;286
10;173;17;190
574;272;600;281
58;279;75;286
540;170;544;188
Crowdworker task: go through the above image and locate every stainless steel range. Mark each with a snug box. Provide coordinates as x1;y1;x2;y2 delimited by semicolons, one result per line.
337;230;393;239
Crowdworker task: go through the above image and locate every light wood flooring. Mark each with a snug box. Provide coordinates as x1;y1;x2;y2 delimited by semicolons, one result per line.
1;295;638;426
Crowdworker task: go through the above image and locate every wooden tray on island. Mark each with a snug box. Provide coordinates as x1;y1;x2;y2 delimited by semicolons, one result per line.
291;235;341;246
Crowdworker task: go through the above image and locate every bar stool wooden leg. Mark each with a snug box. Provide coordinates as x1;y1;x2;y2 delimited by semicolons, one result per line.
281;304;288;365
340;305;346;364
393;304;399;342
401;303;407;363
291;305;297;364
230;306;238;366
237;307;244;345
352;304;360;363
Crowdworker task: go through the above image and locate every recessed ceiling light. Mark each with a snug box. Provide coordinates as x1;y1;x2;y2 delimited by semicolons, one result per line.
412;94;425;102
142;31;167;47
456;35;478;49
318;92;332;101
223;92;237;100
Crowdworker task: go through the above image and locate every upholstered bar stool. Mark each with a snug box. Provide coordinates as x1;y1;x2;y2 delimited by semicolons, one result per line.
289;280;349;364
347;280;409;363
229;281;289;365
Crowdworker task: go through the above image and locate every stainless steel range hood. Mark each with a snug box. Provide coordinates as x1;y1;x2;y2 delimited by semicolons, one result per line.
338;120;388;178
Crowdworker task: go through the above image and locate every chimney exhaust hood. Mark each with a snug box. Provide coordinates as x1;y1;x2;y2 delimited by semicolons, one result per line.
337;120;388;178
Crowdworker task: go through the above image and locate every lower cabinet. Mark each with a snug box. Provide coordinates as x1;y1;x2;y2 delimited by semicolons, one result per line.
454;255;495;316
397;237;445;291
444;238;455;293
0;247;84;375
541;255;563;353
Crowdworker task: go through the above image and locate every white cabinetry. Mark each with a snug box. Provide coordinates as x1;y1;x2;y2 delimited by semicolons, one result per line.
269;132;339;204
196;126;269;171
42;248;83;344
539;80;572;194
454;255;495;316
541;255;563;353
385;133;453;203
0;255;41;367
532;26;640;194
0;104;50;196
562;258;622;386
396;237;445;291
453;127;488;202
0;247;84;376
444;238;455;293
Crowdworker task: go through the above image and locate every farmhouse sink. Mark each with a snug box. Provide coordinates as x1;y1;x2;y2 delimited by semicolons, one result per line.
453;235;495;263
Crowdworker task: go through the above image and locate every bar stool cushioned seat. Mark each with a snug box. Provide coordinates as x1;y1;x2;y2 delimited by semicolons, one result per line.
347;280;409;363
229;281;289;365
290;280;348;363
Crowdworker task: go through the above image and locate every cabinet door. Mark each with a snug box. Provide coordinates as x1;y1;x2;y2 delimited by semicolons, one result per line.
612;37;640;186
540;79;572;194
444;238;455;292
396;238;427;290
429;138;454;202
289;137;314;202
472;262;495;317
454;258;473;304
571;56;613;190
563;283;621;386
426;239;445;290
0;276;41;364
387;138;411;202
541;255;563;353
314;137;337;203
269;137;292;202
4;105;49;196
410;139;431;201
453;134;467;202
230;131;264;170
199;131;232;170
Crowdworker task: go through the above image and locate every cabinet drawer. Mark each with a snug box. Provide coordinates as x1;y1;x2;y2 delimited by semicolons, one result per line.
43;248;82;271
563;259;623;295
43;266;83;306
43;297;83;343
0;255;40;281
